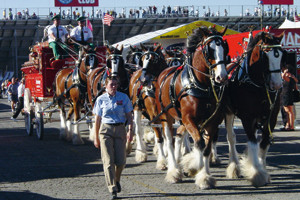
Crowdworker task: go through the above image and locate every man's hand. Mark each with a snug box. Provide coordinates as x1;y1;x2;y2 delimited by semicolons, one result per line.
94;137;100;149
127;129;134;142
55;38;62;42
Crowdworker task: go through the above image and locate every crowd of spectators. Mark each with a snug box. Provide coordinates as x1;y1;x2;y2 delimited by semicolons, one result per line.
1;5;299;21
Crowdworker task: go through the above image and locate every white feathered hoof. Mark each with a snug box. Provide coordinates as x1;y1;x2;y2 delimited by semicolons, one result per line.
195;170;216;190
156;158;167;171
126;141;133;155
250;170;270;188
72;136;84;145
165;168;183;183
226;162;241;179
143;127;155;144
240;157;270;187
180;152;199;177
135;150;147;163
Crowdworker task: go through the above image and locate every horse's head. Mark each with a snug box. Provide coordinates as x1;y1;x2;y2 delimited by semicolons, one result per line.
139;43;167;85
164;49;185;67
77;45;98;76
126;45;143;66
247;31;284;90
188;26;229;84
106;45;125;77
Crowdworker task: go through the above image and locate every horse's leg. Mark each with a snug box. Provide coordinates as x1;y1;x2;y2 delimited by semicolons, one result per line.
181;131;191;155
134;110;147;163
72;101;84;145
225;113;240;178
174;125;188;163
162;116;182;183
65;106;74;142
209;129;221;166
153;126;167;170
195;128;216;189
88;121;95;141
58;101;68;140
240;119;270;187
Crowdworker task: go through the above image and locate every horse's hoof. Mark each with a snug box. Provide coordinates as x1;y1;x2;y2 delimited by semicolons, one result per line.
135;150;147;163
165;168;183;184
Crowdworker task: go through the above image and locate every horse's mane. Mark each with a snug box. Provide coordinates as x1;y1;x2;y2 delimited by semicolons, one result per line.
247;31;279;51
186;26;221;54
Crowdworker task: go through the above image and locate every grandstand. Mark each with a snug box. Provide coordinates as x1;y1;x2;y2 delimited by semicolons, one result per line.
0;16;286;76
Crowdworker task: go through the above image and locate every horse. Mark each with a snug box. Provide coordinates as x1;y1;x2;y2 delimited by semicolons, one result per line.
129;43;169;164
155;26;229;186
164;49;185;67
54;45;98;145
218;31;285;187
125;45;143;67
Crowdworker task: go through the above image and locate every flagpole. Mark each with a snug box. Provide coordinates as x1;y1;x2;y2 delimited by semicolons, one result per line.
102;19;106;46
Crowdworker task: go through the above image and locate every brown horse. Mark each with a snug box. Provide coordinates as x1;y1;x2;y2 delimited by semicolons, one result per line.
155;26;229;186
218;31;285;187
54;45;98;144
129;43;169;164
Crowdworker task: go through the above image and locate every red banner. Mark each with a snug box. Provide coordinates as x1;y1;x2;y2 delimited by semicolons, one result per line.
261;0;293;5
55;0;98;7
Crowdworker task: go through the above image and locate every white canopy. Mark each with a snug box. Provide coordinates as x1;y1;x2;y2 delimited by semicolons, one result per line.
279;18;300;29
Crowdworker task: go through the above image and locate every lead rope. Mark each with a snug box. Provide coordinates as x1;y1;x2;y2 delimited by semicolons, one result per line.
265;86;279;144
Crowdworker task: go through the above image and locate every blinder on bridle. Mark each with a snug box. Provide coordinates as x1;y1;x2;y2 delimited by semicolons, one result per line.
106;54;123;69
199;35;230;70
259;44;283;75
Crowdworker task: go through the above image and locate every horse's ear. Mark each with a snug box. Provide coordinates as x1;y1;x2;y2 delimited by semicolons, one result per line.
119;44;123;52
130;45;134;51
106;45;112;54
277;31;285;42
220;25;228;36
140;43;147;51
154;44;162;52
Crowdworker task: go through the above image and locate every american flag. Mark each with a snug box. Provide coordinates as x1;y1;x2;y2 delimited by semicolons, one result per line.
103;14;114;26
295;15;300;22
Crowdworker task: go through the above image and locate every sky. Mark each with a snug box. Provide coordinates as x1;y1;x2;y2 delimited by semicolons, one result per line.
1;0;300;17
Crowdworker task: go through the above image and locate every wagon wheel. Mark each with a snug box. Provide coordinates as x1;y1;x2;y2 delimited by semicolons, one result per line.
35;102;44;140
24;88;33;136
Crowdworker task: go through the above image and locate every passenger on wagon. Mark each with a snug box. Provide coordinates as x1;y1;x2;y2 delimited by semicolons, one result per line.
48;14;69;60
70;16;94;52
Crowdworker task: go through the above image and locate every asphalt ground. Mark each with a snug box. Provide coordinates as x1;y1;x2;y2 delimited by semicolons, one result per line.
0;96;300;200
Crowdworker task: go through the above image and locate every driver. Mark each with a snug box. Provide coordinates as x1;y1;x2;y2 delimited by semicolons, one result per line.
70;16;94;52
48;14;69;60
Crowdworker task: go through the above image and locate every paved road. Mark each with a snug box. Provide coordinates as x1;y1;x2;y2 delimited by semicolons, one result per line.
0;97;300;200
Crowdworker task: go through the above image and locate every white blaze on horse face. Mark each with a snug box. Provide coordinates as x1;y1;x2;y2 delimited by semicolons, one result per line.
89;55;95;68
134;54;140;65
141;52;151;82
111;57;119;76
266;49;283;90
211;40;227;83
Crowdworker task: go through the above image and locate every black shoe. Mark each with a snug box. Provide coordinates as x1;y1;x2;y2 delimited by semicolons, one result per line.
111;191;117;199
116;182;121;193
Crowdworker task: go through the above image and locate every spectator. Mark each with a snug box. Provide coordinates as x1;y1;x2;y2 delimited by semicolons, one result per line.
7;77;18;113
190;6;194;16
136;9;140;18
167;5;171;16
25;8;29;19
142;9;146;18
153;5;157;14
62;10;66;19
281;64;298;131
73;10;76;19
67;9;70;19
224;9;228;16
3;9;6;20
93;76;133;200
11;78;25;121
8;10;13;20
49;11;53;19
162;5;166;16
32;12;37;19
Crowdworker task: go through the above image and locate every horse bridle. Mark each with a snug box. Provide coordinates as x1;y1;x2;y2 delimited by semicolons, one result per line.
128;52;143;64
198;35;229;70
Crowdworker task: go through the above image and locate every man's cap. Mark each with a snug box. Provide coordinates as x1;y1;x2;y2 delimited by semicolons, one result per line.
51;14;61;21
76;16;86;22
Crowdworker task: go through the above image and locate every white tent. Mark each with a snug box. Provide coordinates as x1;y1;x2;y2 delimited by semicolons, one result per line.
113;20;239;57
279;18;300;29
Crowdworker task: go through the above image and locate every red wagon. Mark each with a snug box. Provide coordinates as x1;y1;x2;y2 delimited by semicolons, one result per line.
21;42;106;139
